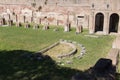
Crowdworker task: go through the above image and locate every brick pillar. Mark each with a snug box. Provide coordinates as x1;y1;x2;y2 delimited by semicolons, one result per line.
31;17;33;23
16;15;18;22
8;14;11;20
17;14;20;22
39;18;41;24
103;12;109;35
89;11;95;34
23;16;26;23
118;15;120;34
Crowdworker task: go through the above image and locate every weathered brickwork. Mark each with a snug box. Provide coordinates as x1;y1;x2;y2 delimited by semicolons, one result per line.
0;0;120;34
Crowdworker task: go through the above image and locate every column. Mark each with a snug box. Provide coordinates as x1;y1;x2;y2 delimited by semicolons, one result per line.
103;12;109;35
8;14;11;20
23;16;26;23
17;14;20;22
89;11;95;34
16;15;18;22
118;15;120;34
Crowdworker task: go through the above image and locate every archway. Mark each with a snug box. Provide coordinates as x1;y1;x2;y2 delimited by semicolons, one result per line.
109;13;119;33
95;13;104;32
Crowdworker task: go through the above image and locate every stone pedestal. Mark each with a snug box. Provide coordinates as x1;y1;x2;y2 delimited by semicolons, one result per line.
64;25;69;32
64;22;71;32
76;25;83;34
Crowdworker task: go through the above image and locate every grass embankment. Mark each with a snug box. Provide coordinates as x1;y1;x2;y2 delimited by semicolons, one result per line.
0;25;115;80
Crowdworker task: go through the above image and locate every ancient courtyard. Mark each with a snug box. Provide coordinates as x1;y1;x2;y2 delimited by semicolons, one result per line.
0;0;120;80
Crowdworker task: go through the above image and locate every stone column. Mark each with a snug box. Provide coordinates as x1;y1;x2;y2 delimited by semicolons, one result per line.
39;18;41;24
16;15;18;22
64;22;70;32
57;20;59;26
17;14;20;23
103;12;109;35
89;11;95;34
43;18;49;30
8;19;12;26
23;16;26;23
0;19;3;26
118;15;120;34
8;14;11;20
31;17;33;23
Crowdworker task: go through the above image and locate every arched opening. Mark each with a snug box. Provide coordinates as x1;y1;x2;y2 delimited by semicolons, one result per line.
95;13;104;32
109;13;119;33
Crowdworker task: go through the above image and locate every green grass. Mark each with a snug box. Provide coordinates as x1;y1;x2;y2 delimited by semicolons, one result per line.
0;26;115;68
44;43;73;58
0;25;116;80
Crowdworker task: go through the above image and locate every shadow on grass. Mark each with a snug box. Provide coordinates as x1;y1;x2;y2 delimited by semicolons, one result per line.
0;50;87;80
0;50;117;80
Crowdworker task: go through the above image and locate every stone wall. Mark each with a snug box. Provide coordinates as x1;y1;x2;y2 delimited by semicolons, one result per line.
1;0;120;34
0;3;90;28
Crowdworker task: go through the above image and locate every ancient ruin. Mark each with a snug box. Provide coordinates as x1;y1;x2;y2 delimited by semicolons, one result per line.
0;0;120;34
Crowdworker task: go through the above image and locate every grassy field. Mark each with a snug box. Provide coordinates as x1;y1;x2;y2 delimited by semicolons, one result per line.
0;25;116;80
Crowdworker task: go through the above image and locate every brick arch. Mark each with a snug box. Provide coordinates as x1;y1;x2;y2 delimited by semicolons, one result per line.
95;12;104;32
109;13;119;33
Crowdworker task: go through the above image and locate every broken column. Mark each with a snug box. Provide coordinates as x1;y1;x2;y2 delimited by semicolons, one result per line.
64;22;71;32
0;18;3;26
76;25;83;34
8;19;13;26
43;17;49;30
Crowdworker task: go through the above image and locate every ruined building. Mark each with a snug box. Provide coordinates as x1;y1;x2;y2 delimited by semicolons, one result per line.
0;0;120;35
